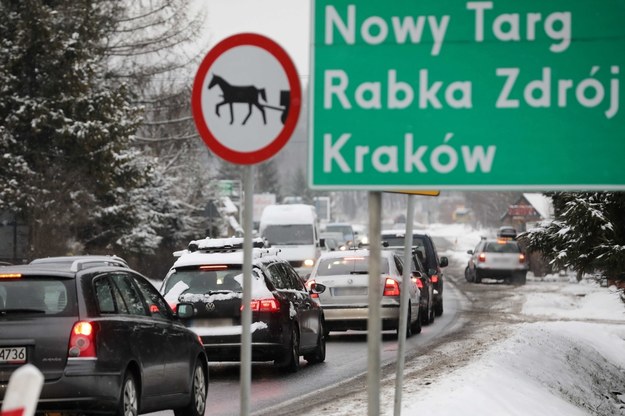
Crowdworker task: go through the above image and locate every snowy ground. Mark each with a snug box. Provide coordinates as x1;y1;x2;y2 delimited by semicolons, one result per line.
293;223;625;416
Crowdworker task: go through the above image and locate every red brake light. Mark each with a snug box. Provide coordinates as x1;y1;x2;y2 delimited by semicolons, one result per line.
69;321;97;358
383;278;400;297
199;265;228;270
478;253;486;262
244;298;281;313
415;278;423;289
306;279;319;298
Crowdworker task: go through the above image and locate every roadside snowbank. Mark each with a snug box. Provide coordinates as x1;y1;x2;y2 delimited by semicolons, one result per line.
396;276;625;416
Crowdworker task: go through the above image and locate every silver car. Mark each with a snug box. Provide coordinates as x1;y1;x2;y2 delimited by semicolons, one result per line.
307;249;421;338
465;238;529;285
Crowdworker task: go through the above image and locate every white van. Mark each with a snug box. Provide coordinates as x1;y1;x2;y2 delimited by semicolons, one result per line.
259;204;320;278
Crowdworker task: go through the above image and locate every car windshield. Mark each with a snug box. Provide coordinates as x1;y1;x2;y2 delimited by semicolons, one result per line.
315;256;389;276
263;224;314;245
382;234;428;263
325;225;354;240
163;266;243;296
0;277;76;316
485;242;521;253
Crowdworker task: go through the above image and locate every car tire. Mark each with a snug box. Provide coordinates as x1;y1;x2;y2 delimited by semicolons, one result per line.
464;266;472;282
434;297;444;317
277;325;300;373
305;319;326;364
514;272;527;286
428;298;436;324
410;305;422;335
174;359;208;416
116;371;138;416
420;304;429;326
474;270;482;284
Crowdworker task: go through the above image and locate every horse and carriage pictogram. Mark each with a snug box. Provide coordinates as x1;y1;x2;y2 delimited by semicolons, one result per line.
208;74;291;125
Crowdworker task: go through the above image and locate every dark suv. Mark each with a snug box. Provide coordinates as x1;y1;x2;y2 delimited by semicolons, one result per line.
381;229;449;316
160;237;326;373
0;258;208;416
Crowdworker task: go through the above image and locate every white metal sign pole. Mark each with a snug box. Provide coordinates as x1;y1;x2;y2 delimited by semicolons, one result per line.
394;194;415;416
240;164;254;416
367;191;382;416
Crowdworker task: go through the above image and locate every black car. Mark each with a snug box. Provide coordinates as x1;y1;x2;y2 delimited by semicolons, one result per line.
411;250;435;325
0;258;208;416
381;229;449;316
160;237;326;373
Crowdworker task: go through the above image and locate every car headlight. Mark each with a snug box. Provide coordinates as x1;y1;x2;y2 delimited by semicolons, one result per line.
304;259;315;267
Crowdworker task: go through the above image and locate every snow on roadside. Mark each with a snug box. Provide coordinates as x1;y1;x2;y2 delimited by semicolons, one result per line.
395;277;625;416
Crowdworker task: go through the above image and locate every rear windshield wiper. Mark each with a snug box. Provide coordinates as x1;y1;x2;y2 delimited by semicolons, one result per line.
349;271;369;274
205;289;240;295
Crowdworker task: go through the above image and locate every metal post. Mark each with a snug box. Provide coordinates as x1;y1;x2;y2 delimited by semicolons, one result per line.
367;191;382;416
240;164;254;416
394;195;415;416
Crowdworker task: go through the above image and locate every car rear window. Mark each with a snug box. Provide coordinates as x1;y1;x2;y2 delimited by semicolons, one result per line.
0;276;76;316
485;242;521;253
163;266;243;296
315;256;389;276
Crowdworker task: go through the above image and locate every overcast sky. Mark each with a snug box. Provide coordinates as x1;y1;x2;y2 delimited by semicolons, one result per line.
203;0;311;82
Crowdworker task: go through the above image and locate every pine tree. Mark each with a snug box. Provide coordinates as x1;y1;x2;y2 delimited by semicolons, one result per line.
0;1;153;257
518;192;625;282
257;159;282;200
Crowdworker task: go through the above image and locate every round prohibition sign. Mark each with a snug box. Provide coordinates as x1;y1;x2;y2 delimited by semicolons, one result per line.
191;33;302;165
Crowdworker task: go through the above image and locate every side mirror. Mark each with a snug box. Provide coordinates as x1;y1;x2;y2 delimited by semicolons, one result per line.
311;283;326;294
467;250;474;255
411;270;423;279
176;302;195;319
439;256;449;267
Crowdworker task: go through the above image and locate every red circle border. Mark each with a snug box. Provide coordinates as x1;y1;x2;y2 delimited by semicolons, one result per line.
191;33;302;165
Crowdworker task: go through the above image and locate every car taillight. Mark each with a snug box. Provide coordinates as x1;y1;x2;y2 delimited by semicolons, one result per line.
383;278;400;297
431;274;439;284
478;253;486;262
68;321;97;358
244;298;281;313
519;253;526;263
306;279;319;298
415;278;423;289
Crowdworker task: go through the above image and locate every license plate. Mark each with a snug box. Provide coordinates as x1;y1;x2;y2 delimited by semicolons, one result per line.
191;318;234;328
332;287;368;296
0;347;27;364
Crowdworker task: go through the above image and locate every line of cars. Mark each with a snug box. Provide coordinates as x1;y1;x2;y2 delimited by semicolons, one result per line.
0;228;450;415
304;228;449;338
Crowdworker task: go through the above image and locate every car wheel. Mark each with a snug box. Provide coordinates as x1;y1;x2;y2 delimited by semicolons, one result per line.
428;298;436;324
464;266;472;282
277;325;300;373
514;272;527;286
116;371;138;416
305;319;326;364
474;270;482;284
434;296;444;317
410;305;422;335
174;359;208;416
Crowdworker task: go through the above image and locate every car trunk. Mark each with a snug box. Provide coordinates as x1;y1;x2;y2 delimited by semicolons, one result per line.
0;316;75;382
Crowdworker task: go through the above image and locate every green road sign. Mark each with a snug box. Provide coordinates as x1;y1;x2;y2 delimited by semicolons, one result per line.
309;0;625;190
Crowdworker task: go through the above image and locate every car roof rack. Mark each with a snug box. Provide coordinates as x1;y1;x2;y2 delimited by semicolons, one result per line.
69;257;128;272
187;237;266;253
